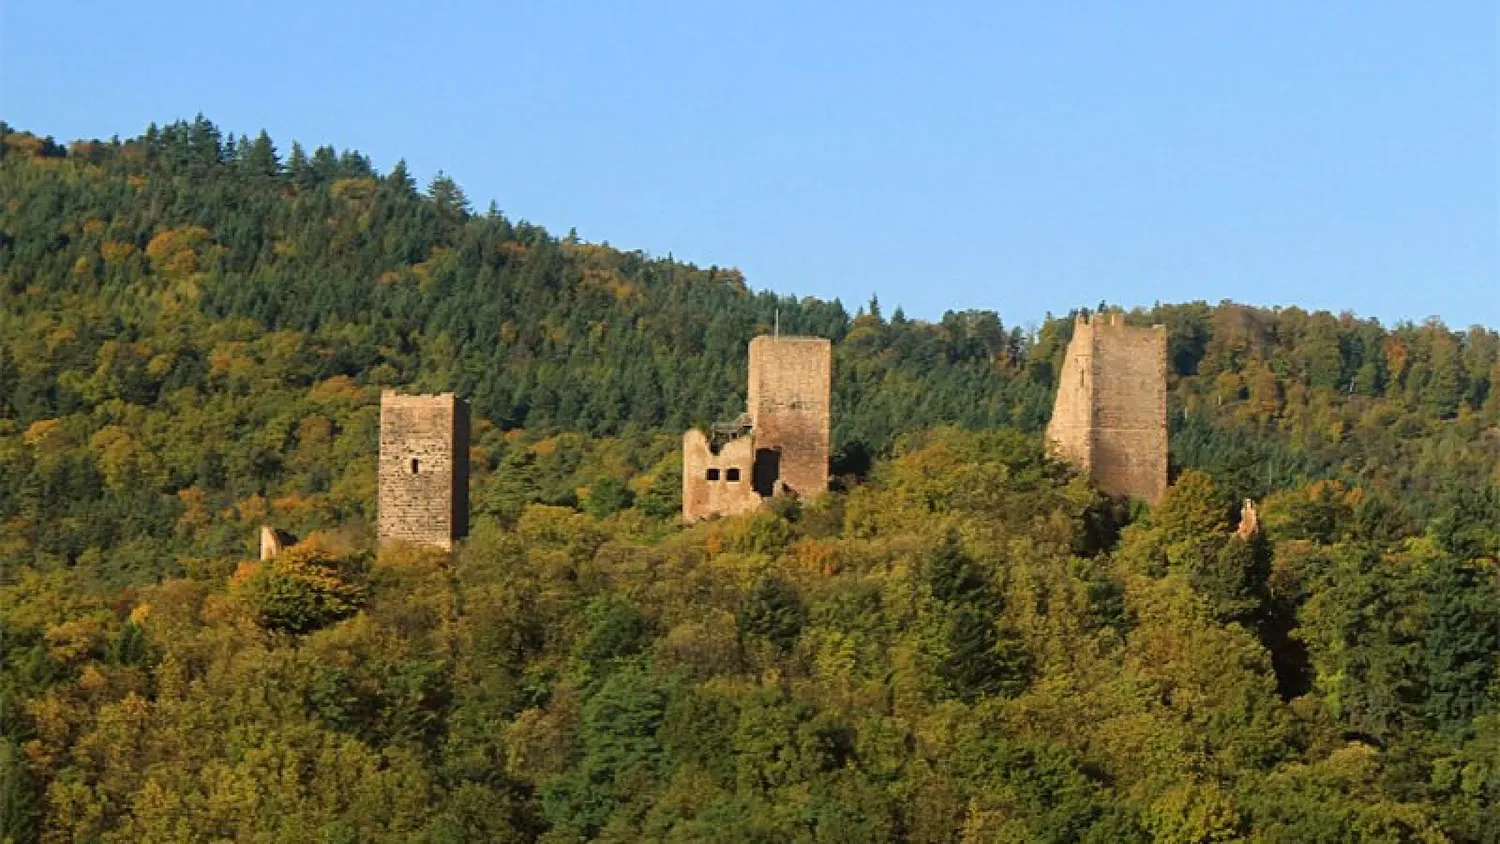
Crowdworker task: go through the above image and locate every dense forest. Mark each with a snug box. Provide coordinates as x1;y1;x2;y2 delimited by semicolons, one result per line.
1;118;1498;842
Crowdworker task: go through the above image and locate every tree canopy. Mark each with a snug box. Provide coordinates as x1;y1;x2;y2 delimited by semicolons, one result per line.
1;118;1497;842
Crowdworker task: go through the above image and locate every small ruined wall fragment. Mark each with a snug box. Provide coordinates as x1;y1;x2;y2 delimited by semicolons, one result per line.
1236;499;1260;540
259;526;296;560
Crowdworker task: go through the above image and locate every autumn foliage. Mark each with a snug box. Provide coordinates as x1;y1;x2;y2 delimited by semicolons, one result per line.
0;118;1496;841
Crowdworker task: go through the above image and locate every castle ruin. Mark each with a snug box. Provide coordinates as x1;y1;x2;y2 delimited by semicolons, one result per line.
1047;313;1168;504
378;391;470;549
683;335;831;522
258;526;296;560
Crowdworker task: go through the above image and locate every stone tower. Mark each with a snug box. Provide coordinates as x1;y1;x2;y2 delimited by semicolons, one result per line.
747;335;832;500
1047;313;1168;503
378;391;470;549
683;335;831;522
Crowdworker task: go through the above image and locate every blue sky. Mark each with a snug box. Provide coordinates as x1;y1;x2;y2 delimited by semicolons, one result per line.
5;2;1496;329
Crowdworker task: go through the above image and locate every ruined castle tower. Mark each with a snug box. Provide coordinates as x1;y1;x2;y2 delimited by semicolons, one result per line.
378;391;470;549
1047;313;1168;504
683;335;831;522
747;335;832;500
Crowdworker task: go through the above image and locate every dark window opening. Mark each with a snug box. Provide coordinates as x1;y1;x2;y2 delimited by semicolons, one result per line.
410;458;420;474
726;468;741;482
752;448;781;497
706;468;720;481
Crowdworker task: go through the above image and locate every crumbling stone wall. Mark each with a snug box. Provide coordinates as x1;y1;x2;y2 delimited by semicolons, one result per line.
1236;499;1260;540
259;526;296;560
378;391;470;549
1047;314;1168;503
1048;322;1096;476
683;335;832;522
682;429;762;522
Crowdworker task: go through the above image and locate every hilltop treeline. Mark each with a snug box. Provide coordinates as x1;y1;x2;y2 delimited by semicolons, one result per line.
0;119;1497;842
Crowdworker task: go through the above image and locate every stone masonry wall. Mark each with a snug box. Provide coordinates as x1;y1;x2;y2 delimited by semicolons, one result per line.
258;526;295;560
747;336;831;499
683;335;832;522
1046;318;1096;475
1047;314;1168;503
378;391;469;549
682;429;762;523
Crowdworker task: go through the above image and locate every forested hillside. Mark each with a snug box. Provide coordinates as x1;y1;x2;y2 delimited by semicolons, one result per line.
1;119;1498;842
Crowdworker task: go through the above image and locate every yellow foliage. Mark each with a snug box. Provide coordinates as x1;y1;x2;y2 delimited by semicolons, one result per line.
0;516;33;558
44;616;107;664
517;504;593;546
45;324;77;352
330;176;377;202
145;225;214;277
1146;778;1242;843
374;540;450;574
791;537;839;575
229;560;263;589
1382;335;1410;383
506;695;580;782
207;341;257;381
229;493;269;523
580;266;643;302
89;425;144;492
296;415;333;448
76;664;107;694
308;374;366;401
271;491;334;522
658;611;740;678
175;486;211;537
1213;370;1245;403
24;418;74;452
702;524;726;555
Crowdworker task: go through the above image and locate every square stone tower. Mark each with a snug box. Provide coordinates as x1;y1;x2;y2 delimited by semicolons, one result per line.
1046;313;1168;503
378;391;470;549
682;335;832;522
747;335;831;500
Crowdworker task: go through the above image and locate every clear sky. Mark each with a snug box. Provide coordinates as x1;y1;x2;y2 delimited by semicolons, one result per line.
4;2;1496;329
